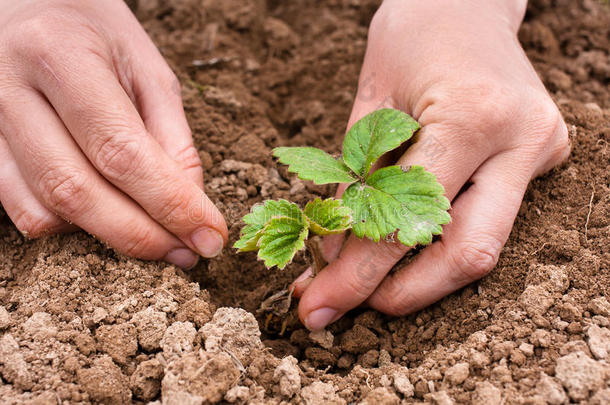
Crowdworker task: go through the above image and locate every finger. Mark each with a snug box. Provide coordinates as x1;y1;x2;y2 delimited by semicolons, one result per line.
0;88;199;268
122;20;204;188
367;150;529;315
0;134;75;237
26;52;228;258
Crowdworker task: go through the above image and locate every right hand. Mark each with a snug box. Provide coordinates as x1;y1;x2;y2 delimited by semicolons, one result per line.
292;0;570;330
0;0;228;268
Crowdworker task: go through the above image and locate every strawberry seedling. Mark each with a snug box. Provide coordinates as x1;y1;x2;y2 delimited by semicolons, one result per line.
235;108;451;273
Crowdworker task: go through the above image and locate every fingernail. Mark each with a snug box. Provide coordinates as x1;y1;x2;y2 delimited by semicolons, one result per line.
164;248;199;269
305;308;338;331
295;267;313;283
191;227;224;258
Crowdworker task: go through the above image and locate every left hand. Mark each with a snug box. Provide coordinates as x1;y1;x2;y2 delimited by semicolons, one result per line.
292;0;571;331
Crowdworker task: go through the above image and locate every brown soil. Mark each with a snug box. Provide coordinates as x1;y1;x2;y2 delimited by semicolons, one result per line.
1;0;609;403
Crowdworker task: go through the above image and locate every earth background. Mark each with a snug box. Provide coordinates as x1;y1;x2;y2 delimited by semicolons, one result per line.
0;0;609;403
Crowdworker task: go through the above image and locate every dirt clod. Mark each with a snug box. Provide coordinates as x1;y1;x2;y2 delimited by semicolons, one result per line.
392;369;415;397
224;385;250;403
360;387;400;405
589;297;610;317
160;321;198;360
428;390;455;405
273;355;301;398
444;362;469;385
0;334;33;390
309;329;334;349
130;358;164;401
340;325;378;354
586;324;610;360
0;305;11;329
200;307;262;366
132;307;168;351
536;372;568;405
23;312;57;341
473;381;502;405
555;351;606;401
162;351;239;404
77;355;131;404
300;381;345;405
96;323;138;365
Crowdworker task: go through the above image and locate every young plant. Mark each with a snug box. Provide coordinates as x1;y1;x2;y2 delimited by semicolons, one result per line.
234;108;451;271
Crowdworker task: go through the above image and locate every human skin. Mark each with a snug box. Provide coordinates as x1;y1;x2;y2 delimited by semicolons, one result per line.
293;0;571;330
0;0;227;269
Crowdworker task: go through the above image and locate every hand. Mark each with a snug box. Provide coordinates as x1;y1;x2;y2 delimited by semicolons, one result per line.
293;0;570;330
0;0;227;268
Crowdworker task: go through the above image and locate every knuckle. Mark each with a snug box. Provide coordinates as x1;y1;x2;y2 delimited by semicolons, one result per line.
156;189;191;227
451;239;501;282
40;169;90;219
528;97;564;143
343;274;377;303
92;135;143;182
519;95;571;164
7;9;106;83
9;14;64;60
382;297;413;317
0;84;25;119
120;223;156;258
429;81;522;150
345;263;383;302
375;285;412;316
154;67;182;101
164;70;180;93
556;123;570;151
175;145;201;172
467;83;520;139
377;239;408;262
551;121;571;162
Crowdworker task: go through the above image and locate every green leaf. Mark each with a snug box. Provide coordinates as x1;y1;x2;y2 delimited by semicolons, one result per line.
342;165;450;246
258;216;308;269
234;200;304;251
342;109;420;178
273;147;357;184
304;198;353;236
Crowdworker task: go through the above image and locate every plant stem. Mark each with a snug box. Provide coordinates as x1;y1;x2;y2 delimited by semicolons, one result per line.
306;236;326;276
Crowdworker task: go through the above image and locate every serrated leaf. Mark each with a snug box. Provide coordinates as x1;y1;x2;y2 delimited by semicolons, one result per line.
304;198;353;236
342;165;450;246
234;199;304;251
273;147;357;184
342;109;420;178
258;216;308;269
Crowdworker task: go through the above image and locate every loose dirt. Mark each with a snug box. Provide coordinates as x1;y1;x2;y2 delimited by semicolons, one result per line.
0;0;608;403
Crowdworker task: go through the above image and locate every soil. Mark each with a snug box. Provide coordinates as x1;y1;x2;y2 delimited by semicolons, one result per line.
1;0;609;403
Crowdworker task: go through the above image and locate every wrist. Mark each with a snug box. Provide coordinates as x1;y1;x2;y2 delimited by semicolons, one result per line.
375;0;526;34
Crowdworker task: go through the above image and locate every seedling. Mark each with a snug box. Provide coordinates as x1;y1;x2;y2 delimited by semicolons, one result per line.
235;108;451;274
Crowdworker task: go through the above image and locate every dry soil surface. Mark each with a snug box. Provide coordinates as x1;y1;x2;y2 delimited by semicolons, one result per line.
0;0;609;404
